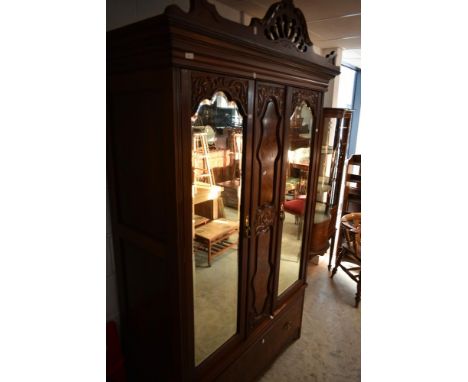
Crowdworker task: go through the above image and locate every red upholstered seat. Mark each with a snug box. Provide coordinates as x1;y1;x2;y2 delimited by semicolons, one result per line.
284;198;306;216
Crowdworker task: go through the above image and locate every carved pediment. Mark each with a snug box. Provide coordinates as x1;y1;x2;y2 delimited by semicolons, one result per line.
251;0;313;53
163;0;338;75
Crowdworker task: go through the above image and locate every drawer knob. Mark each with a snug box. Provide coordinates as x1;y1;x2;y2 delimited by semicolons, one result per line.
269;315;274;320
261;338;265;344
284;322;292;331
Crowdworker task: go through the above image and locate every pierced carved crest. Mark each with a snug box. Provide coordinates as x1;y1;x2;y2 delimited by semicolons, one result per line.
251;0;313;53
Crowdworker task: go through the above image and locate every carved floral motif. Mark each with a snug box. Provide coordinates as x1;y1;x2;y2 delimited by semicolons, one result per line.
255;204;276;234
291;89;320;110
256;84;284;117
191;73;248;114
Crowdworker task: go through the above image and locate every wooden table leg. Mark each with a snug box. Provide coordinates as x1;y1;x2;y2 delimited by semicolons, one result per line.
208;241;212;267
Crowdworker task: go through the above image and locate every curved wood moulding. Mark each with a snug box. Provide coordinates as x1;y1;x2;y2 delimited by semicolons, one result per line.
191;72;249;115
249;85;284;325
164;0;339;71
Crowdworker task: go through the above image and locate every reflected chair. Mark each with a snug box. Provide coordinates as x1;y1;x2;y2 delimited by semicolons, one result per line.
283;195;306;239
329;154;361;271
331;212;361;307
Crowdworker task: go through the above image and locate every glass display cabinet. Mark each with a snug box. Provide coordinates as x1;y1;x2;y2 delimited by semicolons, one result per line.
107;1;339;381
309;108;353;258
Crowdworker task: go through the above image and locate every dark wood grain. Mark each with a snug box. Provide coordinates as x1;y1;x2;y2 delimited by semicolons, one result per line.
247;83;284;329
251;0;313;53
107;1;339;381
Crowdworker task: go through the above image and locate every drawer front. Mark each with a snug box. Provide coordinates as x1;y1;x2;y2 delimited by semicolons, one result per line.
217;295;303;382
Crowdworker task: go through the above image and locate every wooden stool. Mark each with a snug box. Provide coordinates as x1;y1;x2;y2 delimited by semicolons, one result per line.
194;218;239;266
193;214;209;228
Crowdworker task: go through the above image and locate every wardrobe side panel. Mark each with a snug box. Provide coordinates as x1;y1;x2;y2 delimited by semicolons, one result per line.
108;68;183;380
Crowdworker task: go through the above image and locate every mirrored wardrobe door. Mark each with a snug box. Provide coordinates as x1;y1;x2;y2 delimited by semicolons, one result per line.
190;90;245;366
277;100;314;296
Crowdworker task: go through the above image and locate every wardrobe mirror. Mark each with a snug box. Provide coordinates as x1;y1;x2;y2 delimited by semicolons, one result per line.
315;117;338;224
277;101;313;296
191;92;243;365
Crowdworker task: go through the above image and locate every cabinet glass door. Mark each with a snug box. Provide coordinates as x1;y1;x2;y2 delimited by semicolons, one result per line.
315;117;339;227
277;101;313;296
191;92;244;365
310;109;352;257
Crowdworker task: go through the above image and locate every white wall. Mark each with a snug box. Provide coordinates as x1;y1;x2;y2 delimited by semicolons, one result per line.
322;47;343;108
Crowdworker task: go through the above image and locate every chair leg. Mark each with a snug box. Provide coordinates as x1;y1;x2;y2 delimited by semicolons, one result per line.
330;249;343;278
328;235;335;271
355;272;361;308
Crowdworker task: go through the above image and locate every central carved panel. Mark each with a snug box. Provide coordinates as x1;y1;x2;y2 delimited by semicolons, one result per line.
249;85;284;325
258;100;280;205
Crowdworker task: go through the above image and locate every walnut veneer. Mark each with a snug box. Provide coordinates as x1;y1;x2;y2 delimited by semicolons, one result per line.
107;1;339;380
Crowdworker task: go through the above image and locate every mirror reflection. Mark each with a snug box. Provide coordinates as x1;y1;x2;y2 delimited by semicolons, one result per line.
277;101;313;296
315;118;338;224
191;92;243;365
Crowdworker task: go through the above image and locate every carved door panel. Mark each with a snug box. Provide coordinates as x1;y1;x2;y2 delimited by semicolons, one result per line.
247;82;285;329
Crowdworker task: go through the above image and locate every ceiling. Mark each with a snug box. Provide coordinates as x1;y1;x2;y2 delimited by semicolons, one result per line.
216;0;361;67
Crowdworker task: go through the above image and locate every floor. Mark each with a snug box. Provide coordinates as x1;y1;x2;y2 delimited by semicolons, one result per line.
259;255;361;382
193;242;238;365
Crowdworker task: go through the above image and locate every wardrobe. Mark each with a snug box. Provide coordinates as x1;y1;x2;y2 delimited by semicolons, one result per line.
107;0;340;380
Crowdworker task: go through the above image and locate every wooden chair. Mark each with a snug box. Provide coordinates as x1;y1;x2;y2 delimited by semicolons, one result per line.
331;212;361;307
328;154;361;271
342;154;361;215
283;196;306;239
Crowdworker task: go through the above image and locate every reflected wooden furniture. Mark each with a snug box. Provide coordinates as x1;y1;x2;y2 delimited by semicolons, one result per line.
328;154;361;270
331;213;361;307
309;108;352;259
342;154;361;214
288;162;309;196
217;179;240;209
200;149;231;180
193;183;224;220
193;214;210;228
289;132;311;151
194;218;239;266
228;129;243;181
107;0;339;380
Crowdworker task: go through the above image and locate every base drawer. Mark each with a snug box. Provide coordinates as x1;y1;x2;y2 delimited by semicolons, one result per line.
217;295;303;382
